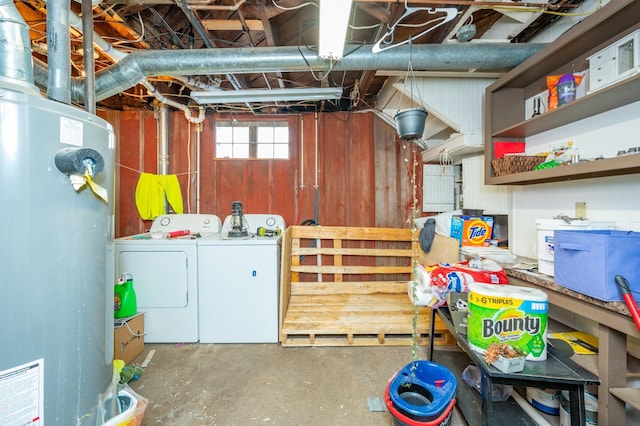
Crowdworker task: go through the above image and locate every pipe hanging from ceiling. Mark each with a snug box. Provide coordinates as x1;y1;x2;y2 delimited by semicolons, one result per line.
46;0;71;104
32;43;544;104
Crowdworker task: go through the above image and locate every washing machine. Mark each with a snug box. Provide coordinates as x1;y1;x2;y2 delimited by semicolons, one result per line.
197;214;285;343
113;214;221;343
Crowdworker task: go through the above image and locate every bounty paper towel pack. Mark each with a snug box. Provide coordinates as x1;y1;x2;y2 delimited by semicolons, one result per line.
467;283;548;361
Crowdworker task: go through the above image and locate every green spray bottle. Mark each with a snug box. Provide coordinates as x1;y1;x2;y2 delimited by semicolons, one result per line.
114;273;137;318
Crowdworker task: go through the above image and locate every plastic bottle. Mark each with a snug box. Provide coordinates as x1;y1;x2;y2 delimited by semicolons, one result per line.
114;273;137;318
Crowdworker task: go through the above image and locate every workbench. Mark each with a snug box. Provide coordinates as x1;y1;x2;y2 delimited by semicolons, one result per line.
507;268;640;425
428;307;600;426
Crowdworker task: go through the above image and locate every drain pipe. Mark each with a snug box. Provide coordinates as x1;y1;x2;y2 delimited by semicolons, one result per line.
0;0;38;94
141;80;205;124
46;0;71;104
159;103;170;176
195;122;202;213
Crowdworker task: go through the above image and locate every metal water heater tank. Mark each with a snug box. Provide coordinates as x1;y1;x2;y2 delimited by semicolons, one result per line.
0;86;115;425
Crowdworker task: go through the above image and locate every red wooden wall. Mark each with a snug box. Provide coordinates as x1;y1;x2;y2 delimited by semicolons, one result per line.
103;109;423;238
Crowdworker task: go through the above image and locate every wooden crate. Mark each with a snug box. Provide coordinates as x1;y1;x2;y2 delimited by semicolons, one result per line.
279;226;453;347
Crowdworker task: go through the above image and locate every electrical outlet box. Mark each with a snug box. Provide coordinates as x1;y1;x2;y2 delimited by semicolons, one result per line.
575;202;587;219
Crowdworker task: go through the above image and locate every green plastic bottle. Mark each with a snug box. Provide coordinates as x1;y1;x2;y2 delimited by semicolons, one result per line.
114;273;137;318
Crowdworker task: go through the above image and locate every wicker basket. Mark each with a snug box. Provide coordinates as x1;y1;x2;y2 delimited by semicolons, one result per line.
491;155;547;176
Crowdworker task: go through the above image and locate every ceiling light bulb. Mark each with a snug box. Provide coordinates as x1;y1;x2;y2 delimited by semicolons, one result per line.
456;24;476;42
318;0;353;60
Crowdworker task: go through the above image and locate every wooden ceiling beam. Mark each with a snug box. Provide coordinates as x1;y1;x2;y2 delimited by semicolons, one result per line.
202;19;264;32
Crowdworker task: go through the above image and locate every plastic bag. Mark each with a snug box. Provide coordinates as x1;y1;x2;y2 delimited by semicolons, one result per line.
461;365;513;402
547;73;584;110
412;259;509;308
119;383;148;426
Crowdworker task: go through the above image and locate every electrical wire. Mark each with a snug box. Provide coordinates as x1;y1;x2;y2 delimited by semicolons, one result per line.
271;0;317;11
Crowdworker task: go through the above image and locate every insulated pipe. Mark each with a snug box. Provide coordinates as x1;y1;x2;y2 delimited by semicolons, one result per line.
46;0;72;104
30;43;545;104
0;0;38;94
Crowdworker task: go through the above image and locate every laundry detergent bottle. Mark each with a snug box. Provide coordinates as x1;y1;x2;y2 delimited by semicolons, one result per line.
114;273;137;318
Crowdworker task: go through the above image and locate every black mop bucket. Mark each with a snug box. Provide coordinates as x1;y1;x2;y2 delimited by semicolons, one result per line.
385;360;457;426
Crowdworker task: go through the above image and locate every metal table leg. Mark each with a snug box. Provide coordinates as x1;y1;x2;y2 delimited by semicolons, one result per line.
428;308;436;361
569;386;586;426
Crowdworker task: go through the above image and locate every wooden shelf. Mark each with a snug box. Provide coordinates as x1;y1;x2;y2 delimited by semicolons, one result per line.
610;388;640;411
492;74;640;139
488;153;640;185
484;0;640;185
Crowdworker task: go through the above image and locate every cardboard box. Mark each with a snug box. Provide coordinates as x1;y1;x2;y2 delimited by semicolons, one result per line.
492;355;525;373
114;313;144;364
450;216;494;247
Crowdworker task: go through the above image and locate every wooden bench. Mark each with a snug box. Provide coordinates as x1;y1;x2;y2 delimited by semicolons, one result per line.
279;225;453;347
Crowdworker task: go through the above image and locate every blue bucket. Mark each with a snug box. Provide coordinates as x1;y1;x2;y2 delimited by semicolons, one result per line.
386;360;457;424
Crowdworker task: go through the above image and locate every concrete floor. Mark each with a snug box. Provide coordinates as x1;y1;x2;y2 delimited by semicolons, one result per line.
128;343;468;425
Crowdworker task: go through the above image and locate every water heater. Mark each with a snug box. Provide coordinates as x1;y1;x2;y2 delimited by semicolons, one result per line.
0;86;115;425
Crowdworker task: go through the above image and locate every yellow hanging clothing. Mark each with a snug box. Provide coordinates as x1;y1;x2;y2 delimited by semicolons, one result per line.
135;173;184;220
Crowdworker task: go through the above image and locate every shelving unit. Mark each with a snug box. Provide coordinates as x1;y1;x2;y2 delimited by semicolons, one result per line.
509;271;640;425
428;308;599;426
484;0;640;185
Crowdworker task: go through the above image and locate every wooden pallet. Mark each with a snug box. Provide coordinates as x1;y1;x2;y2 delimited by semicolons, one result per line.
279;226;453;347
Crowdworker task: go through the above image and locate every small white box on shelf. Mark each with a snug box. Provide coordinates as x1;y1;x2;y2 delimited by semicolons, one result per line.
491;355;526;373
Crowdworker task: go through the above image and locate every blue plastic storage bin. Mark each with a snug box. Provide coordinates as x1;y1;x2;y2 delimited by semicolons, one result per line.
554;230;640;302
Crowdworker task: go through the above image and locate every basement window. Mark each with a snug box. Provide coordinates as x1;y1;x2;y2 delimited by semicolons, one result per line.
215;121;289;159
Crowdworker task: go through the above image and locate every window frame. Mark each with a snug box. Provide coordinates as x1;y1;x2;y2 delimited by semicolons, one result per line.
214;118;291;160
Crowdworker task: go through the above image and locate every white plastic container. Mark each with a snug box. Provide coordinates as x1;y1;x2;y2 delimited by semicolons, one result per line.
536;219;614;276
527;387;561;415
560;389;598;426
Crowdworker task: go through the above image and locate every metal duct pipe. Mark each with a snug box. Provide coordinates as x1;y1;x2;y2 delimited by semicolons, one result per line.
32;43;545;103
46;0;72;104
82;0;96;113
0;0;38;94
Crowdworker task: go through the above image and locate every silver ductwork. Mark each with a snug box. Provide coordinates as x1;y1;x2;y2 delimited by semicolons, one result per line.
1;0;544;107
0;0;38;94
31;43;544;104
46;0;72;104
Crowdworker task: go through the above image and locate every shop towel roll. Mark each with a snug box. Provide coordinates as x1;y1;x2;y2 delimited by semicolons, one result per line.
467;283;549;361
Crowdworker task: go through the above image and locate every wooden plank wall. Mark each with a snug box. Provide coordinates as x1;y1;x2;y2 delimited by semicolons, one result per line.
103;110;424;238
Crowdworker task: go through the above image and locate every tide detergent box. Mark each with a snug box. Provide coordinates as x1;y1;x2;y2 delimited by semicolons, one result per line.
450;215;494;247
